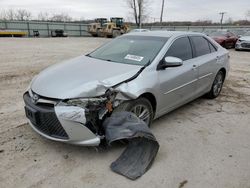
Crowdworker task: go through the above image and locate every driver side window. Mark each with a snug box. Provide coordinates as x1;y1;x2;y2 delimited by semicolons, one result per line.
165;37;193;61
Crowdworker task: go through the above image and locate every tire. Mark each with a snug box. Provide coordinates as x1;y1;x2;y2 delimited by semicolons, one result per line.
113;97;154;127
112;30;121;38
97;29;102;37
206;70;225;99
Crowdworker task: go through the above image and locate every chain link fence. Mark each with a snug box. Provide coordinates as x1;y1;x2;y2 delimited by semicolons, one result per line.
0;20;250;37
0;20;90;37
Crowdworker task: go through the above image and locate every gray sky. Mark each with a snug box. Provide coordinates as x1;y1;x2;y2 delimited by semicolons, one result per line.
0;0;249;22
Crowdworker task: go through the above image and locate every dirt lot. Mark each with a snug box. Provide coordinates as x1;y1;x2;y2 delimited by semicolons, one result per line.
0;38;250;188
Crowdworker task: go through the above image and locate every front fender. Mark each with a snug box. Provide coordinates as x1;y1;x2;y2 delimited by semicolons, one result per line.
114;71;159;101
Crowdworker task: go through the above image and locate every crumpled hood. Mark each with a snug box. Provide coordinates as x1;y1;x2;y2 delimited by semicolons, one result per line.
31;55;142;99
239;36;250;41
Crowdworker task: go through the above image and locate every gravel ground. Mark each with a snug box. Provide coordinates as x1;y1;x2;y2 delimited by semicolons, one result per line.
0;37;250;188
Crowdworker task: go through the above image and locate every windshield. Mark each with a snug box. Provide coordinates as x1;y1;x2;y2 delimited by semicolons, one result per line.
88;35;168;66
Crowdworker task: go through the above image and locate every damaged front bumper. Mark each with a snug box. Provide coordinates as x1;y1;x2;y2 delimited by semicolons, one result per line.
235;40;250;50
23;92;103;146
24;92;159;180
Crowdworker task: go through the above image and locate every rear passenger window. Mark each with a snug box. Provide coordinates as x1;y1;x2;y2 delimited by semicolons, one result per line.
191;36;211;57
208;42;217;53
165;37;192;61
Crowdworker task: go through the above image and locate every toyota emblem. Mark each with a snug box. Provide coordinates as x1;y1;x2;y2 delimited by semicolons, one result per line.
31;94;39;104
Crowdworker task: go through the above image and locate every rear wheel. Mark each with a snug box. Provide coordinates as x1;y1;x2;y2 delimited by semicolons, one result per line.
206;70;225;99
113;98;154;127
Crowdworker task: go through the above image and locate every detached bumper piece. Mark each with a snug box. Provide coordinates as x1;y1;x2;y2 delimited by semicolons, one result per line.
103;112;159;180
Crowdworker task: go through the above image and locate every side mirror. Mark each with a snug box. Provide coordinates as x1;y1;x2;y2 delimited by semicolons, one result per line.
157;56;183;70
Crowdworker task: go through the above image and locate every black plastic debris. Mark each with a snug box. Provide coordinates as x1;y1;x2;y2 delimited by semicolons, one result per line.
103;112;159;180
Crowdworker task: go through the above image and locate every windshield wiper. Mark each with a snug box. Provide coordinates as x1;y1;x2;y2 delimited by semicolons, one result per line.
86;54;92;57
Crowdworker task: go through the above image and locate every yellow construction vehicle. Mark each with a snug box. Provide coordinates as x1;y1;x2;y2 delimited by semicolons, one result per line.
88;17;130;38
102;17;130;38
88;18;108;37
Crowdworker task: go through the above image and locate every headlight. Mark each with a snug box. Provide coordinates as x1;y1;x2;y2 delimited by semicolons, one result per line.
237;39;243;43
65;97;112;120
65;98;106;109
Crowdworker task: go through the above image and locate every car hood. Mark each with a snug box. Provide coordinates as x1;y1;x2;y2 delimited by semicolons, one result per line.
31;55;142;99
240;36;250;41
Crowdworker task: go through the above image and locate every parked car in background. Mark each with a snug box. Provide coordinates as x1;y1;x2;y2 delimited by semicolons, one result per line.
51;29;68;37
23;31;229;146
235;31;250;51
209;30;238;49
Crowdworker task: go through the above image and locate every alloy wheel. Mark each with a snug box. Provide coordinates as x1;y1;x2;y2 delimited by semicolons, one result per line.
213;72;223;96
131;104;151;125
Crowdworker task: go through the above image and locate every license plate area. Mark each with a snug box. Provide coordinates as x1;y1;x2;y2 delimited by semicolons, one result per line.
25;106;40;124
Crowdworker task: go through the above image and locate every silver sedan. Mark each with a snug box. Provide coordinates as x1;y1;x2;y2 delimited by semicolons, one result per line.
23;31;230;146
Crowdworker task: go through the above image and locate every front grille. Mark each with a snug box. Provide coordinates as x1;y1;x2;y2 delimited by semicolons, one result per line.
23;92;69;139
241;42;250;48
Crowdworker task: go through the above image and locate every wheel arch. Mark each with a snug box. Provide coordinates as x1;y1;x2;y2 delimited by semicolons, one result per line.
139;92;157;115
219;67;226;79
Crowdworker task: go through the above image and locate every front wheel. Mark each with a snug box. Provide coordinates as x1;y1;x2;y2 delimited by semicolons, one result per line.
206;70;225;99
113;98;154;127
112;30;121;38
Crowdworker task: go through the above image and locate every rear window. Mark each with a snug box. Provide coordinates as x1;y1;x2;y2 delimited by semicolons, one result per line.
191;36;211;57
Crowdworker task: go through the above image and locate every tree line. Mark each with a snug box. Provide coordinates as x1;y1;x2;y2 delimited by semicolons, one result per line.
0;9;73;22
0;6;250;26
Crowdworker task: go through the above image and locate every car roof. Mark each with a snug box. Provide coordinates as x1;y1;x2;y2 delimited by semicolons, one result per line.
125;30;204;38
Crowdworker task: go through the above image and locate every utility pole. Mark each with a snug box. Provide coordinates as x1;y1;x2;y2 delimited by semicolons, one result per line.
219;12;226;29
160;0;165;24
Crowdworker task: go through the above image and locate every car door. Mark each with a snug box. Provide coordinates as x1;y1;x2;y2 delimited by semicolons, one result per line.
190;36;217;95
157;36;199;115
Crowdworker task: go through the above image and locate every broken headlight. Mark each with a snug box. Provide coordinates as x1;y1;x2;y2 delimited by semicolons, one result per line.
65;98;107;109
66;97;111;122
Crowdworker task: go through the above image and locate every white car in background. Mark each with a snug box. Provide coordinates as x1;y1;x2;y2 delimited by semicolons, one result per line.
235;31;250;51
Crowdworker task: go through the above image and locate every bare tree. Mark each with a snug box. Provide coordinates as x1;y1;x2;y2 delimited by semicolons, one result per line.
0;10;7;20
160;0;165;23
7;9;16;20
0;9;18;20
15;9;31;21
37;12;50;21
126;0;150;28
127;0;138;25
50;13;72;22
